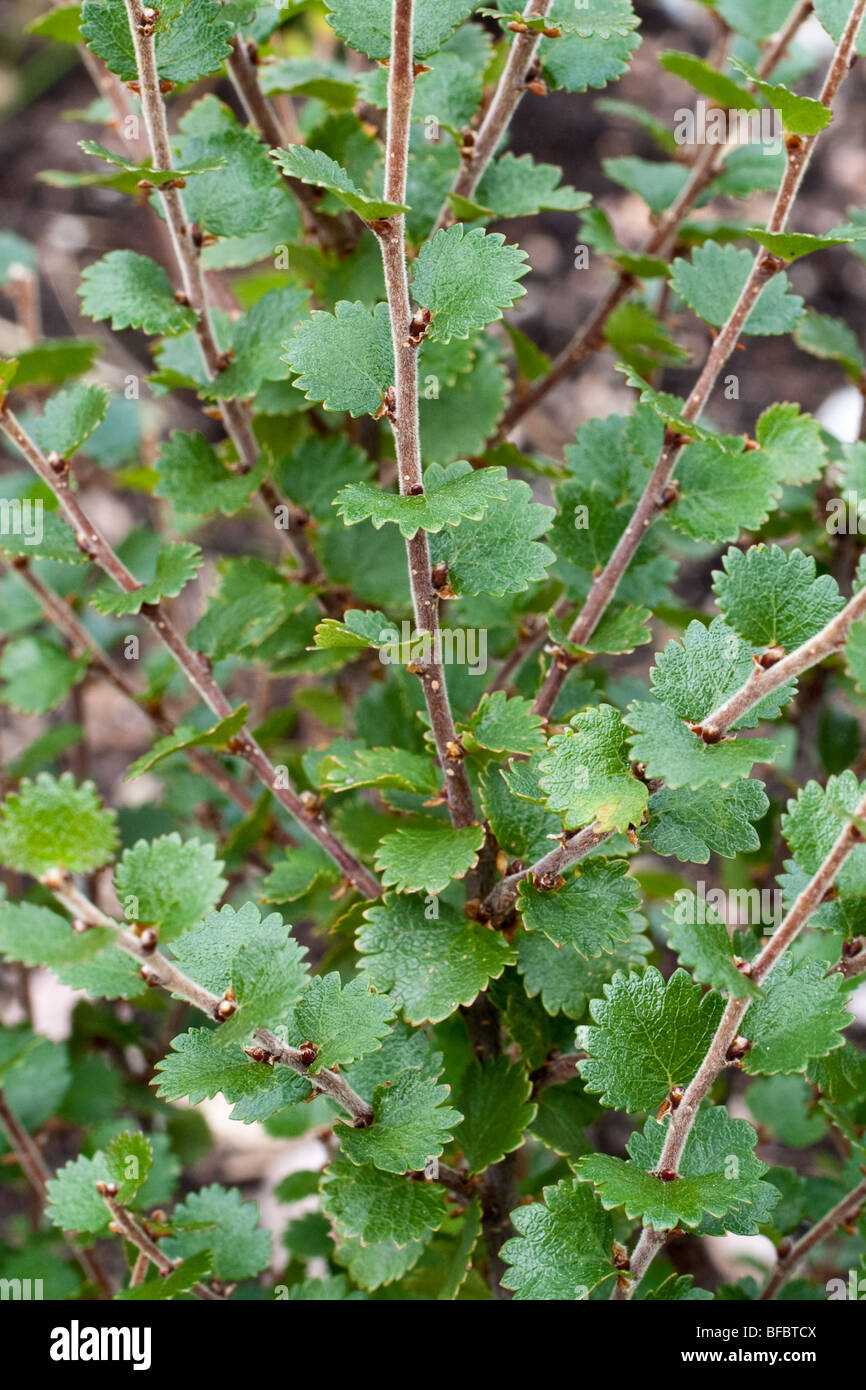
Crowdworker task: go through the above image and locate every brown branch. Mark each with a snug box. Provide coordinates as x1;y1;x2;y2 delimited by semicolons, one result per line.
761;1173;866;1299
499;0;812;439
121;0;325;585
486;822;609;924
4;556;282;832
44;873;230;1021
373;0;478;829
224;34;358;255
0;409;380;899
701;583;866;739
0;1085;114;1297
534;1;864;722
431;0;554;237
250;1029;374;1126
97;1184;222;1299
612;776;866;1300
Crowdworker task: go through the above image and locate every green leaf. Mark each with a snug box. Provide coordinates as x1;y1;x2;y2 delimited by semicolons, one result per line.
173;96;286;240
743;228;851;262
334;1232;427;1290
627;700;780;790
374;821;485;895
319;745;438;796
321;1159;447;1245
0;637;87;715
27;4;84;44
0;900;143;1001
81;0;234;84
659;50;758;109
153;1028;309;1121
730;59;835;136
282;300;394;417
782;771;866;904
113;834;226;942
357;896;516;1025
671;243;805;336
577;967;725;1112
794;309;865;382
125;705;248;780
411;225;529;344
78;251;195;336
646;618;796;728
117;1252;213;1301
602;156;689;216
0;511;86;567
644;780;768;864
154;432;265;516
105;1131;152;1204
669;437;783;545
475;153;589;218
203;286;311;401
172;900;307;999
46;1152;112;1236
742;956;850;1075
539;1;640;94
454;1057;536;1174
3;338;98;389
579;206;669;278
663;892;760;998
0;773;116;875
325;0;475;60
340;1067;462;1174
846;616;866;695
429;475;555;597
462;692;546;757
501;1179;614;1300
272;145;407;220
32;382;109;458
754;401;828;486
517;926;651;1019
746;1074;827;1149
293;973;395;1072
334;465;508;538
90;541;202;616
277;435;375;521
713;546;844;650
538;704;649;833
519;859;640;958
813;0;866;56
261;840;340;903
577;1106;777;1231
162;1185;271;1280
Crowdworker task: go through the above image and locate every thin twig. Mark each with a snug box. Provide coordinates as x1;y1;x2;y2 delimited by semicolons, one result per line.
612;777;866;1300
121;0;324;584
701;583;866;738
224;33;358;255
373;0;478;829
431;0;554;236
0;408;380;899
4;556;281;830
534;0;865;722
499;0;812;439
250;1029;374;1126
97;1184;222;1298
0;1085;114;1297
760;1174;866;1299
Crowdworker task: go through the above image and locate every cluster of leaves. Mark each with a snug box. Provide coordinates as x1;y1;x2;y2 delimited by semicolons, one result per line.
1;0;866;1305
